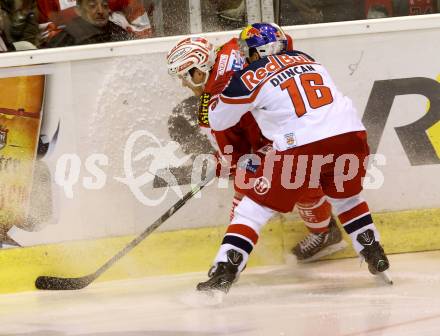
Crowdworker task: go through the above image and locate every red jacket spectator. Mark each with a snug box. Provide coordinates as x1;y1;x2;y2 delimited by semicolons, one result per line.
38;0;153;40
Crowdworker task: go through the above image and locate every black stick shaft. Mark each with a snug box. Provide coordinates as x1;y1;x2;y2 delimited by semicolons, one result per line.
93;172;215;279
35;171;215;290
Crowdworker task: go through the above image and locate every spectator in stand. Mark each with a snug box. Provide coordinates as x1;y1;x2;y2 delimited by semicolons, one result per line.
1;6;10;51
44;0;131;48
0;0;40;49
37;0;153;44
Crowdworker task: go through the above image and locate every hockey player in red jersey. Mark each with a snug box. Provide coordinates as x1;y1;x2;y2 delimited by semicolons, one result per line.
203;23;392;294
166;33;347;267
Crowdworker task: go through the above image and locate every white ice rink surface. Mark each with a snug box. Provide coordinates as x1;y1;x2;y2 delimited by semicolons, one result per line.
1;251;440;336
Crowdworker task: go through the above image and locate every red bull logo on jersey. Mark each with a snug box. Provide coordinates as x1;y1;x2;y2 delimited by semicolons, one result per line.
241;54;315;91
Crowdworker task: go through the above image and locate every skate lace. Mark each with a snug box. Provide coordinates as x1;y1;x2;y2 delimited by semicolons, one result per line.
299;233;323;252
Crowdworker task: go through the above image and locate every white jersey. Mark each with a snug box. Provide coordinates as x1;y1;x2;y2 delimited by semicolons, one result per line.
208;51;365;151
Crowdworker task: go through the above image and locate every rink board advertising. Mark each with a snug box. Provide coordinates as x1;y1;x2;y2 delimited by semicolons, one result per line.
0;14;439;292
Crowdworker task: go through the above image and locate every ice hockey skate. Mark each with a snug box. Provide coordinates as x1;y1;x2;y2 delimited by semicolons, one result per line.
196;249;243;297
292;217;347;263
357;229;393;284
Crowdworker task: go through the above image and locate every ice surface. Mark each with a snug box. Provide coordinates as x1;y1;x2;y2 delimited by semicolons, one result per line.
1;251;440;335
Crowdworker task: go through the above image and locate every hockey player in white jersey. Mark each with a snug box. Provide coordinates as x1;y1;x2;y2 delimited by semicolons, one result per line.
166;33;348;265
199;23;392;294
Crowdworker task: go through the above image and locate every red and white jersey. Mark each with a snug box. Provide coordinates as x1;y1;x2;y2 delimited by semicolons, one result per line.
203;35;292;96
198;37;244;131
205;38;245;96
209;50;365;151
198;38;267;164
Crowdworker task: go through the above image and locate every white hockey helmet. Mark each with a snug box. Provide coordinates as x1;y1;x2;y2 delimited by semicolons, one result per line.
166;37;216;87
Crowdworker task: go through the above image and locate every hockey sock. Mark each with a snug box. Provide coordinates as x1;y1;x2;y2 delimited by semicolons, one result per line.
327;194;380;254
297;196;332;234
213;197;274;272
230;194;244;221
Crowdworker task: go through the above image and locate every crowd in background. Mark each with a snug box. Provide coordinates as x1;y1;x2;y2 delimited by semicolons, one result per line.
0;0;438;52
0;0;154;50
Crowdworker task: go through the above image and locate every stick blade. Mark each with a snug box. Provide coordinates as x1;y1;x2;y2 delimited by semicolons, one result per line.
35;275;93;290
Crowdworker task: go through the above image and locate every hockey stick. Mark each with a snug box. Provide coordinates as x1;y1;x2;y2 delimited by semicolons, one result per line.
35;170;216;290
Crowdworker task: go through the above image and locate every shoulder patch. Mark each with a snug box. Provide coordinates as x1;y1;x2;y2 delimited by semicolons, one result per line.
217;54;229;77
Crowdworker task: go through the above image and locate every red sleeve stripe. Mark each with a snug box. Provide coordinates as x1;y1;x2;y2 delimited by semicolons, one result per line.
338;202;370;225
226;224;259;245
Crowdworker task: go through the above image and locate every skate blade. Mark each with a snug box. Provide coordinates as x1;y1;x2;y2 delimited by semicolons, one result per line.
377;270;393;285
296;240;348;264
